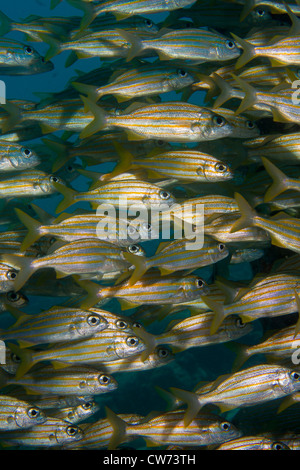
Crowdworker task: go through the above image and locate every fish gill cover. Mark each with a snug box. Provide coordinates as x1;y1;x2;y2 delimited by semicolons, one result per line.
0;0;299;452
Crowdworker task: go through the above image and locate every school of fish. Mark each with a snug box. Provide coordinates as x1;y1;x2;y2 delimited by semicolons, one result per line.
0;0;299;450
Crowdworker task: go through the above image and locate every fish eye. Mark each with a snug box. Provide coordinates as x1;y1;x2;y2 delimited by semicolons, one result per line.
82;402;92;409
126;336;139;347
133;321;142;328
7;270;17;280
236;317;246;328
128;244;140;254
225;39;235;49
116;319;128;329
195;278;205;288
27;408;40;418
220;421;231;431
256;8;265;16
271;442;287;450
50;175;60;183
156;140;165;147
66;426;79;436
213;115;225;127
158;347;169;358
22;148;32;157
24;46;33;54
87;314;101;326
99;374;111;385
11;353;21;363
144;18;153;27
6;291;20;302
246;120;255;129
218;243;226;252
177;69;187;77
159;190;171;200
67;165;74;172
215;162;227;172
290;371;300;381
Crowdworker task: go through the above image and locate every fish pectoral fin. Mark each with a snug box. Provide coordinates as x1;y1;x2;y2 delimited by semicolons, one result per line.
125;129;147;141
51;360;70;370
55;270;69;279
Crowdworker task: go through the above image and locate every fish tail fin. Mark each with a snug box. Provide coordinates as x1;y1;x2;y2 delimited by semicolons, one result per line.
262;157;290;202
231;33;256;69
231;73;257;114
200;295;227;334
293;289;300;338
169;388;201;427
52;181;77;213
122;252;148;286
15;208;42;252
105;407;127;450
50;0;61;9
79;96;108;139
226;341;250;372
240;0;255;21
230;192;256;233
73;276;102;309
0;10;12;36
38;33;61;62
154;386;179;411
100;142;134;182
1;102;22;133
115;28;143;62
211;73;237;109
7;342;36;379
71;82;100;103
0;254;36;291
42;138;72;172
132;324;157;362
67;0;96;33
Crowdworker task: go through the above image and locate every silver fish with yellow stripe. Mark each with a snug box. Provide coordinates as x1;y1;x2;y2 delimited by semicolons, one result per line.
0;239;145;291
79;99;235;141
171;364;300;426
0;395;46;430
0;364;118;396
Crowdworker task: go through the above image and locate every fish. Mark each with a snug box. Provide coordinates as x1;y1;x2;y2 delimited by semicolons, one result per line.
72;65;196;103
171;364;300;426
0;141;41;172
106;407;242;449
47;401;100;424
216;435;291;450
76;272;210;310
70;0;198;30
0;364;118;396
0;417;84;447
53;178;176;213
9;327;148;378
102;142;235;183
79;99;235;141
0;38;53;75
0;239;145;291
0;395;46;430
16;206;157;250
123;236;229;285
0;305;109;347
230;192;300;255
117;27;241;63
0;170;63;199
203;272;300;334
